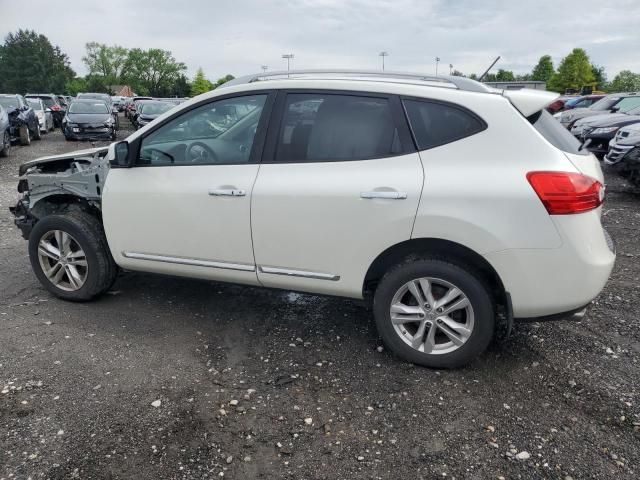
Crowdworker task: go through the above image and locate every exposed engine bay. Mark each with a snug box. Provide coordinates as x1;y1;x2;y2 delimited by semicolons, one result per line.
10;147;110;239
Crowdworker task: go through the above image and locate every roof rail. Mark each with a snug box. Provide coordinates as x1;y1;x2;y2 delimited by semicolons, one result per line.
220;69;492;93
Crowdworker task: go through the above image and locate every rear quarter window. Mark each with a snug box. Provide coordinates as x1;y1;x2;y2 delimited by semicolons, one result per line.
528;110;587;155
402;99;486;150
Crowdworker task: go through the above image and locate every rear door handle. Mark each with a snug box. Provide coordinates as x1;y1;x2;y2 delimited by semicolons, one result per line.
361;191;407;200
209;189;246;197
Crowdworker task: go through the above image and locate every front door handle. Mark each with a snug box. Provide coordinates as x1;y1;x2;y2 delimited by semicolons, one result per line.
361;191;407;200
209;189;246;197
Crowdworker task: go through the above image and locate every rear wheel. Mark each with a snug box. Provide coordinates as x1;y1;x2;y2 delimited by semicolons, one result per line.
19;125;31;145
0;130;10;157
28;209;118;301
373;258;494;368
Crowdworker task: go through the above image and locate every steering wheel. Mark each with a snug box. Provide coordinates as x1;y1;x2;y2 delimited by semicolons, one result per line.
186;141;218;163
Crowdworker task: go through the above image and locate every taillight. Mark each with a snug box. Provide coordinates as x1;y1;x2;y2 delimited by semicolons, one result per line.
527;171;604;215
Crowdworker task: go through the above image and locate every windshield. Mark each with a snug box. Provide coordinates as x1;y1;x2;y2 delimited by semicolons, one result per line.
140;102;172;115
27;99;43;110
590;97;619;111
78;93;111;105
0;97;19;109
529;110;586;155
565;98;581;107
69;102;109;114
616;97;640;113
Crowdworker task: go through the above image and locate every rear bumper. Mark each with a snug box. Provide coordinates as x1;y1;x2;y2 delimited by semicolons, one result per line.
484;211;615;318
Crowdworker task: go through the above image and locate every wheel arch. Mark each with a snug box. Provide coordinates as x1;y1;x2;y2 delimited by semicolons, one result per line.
363;237;507;307
30;194;102;223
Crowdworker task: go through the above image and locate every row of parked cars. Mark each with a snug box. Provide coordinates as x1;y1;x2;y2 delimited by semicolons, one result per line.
0;92;188;157
552;92;640;186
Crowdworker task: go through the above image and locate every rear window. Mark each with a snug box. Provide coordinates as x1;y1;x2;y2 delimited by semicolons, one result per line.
528;110;586;155
403;99;486;150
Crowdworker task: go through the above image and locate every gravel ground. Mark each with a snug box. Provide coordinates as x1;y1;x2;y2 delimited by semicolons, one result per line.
1;119;639;479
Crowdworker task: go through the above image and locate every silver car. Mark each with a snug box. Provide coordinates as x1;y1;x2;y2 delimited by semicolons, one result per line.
0;104;10;157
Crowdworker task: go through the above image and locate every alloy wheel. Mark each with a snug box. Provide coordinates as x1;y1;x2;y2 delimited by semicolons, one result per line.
37;230;88;291
390;277;474;355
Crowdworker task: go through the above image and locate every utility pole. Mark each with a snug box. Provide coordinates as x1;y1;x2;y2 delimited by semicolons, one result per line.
261;65;268;72
282;54;294;72
379;51;389;71
435;57;440;76
449;64;453;75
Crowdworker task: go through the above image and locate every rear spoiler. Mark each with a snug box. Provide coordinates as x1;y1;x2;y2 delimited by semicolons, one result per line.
500;89;559;117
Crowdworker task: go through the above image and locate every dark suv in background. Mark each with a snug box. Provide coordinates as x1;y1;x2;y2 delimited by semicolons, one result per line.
25;94;65;127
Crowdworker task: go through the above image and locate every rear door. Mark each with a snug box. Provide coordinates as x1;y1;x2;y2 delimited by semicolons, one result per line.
251;90;423;298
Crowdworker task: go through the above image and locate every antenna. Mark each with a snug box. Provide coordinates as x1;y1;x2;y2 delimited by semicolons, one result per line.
478;56;501;82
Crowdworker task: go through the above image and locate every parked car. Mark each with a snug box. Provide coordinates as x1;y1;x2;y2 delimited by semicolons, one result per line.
26;97;54;133
77;93;119;129
9;70;615;368
25;94;65;127
572;105;640;157
559;93;640;129
133;101;174;129
62;99;117;141
552;94;606;117
0;94;41;144
0;104;10;157
604;122;640;186
126;96;153;119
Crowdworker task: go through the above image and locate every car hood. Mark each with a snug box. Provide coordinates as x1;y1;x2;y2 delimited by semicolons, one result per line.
563;109;608;123
67;113;111;124
587;114;640;129
18;146;109;176
575;112;630;127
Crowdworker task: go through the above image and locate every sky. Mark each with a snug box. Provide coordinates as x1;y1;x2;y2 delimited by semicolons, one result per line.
0;0;638;81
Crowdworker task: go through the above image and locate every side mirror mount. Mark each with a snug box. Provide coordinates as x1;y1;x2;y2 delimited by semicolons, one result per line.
610;105;620;113
111;141;130;168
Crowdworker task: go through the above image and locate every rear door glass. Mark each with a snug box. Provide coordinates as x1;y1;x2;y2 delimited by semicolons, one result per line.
529;110;586;155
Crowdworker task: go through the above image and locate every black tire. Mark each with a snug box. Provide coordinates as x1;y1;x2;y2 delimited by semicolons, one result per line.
373;258;494;369
19;125;31;146
32;122;42;140
0;130;10;157
28;208;118;301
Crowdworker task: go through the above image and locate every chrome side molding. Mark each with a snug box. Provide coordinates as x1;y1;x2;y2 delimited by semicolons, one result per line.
122;252;256;272
122;252;340;281
258;266;340;281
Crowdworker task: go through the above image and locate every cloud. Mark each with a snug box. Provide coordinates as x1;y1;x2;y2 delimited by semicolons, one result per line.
0;0;638;81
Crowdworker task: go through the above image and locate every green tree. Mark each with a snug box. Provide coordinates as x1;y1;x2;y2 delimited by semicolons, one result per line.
213;74;235;88
65;77;88;96
0;29;75;93
82;42;129;86
191;68;213;96
171;74;191;97
495;69;515;81
531;55;554;82
608;70;640;92
591;64;607;88
547;48;595;93
123;48;186;96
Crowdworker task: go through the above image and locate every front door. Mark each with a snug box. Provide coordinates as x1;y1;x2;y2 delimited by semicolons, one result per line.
251;91;423;297
103;92;272;285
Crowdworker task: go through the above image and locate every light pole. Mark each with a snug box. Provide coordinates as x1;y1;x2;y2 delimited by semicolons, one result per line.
379;51;389;71
282;54;294;72
449;64;453;75
261;65;268;72
435;57;440;76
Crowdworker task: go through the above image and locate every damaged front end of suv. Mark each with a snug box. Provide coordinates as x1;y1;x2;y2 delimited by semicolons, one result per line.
10;147;110;239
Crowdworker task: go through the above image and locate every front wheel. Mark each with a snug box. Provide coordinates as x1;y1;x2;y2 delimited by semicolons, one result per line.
373;258;494;368
28;209;118;301
19;125;31;145
0;130;10;157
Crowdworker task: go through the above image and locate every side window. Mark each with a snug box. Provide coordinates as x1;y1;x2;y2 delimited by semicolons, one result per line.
138;95;267;166
275;94;401;162
403;99;486;150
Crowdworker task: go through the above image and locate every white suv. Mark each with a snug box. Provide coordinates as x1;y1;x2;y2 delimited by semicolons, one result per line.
11;70;615;368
